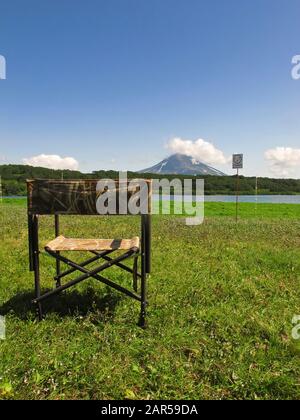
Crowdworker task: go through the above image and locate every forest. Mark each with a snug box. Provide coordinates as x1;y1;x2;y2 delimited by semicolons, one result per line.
1;164;300;196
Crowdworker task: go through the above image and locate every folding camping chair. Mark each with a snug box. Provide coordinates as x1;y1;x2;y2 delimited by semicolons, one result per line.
27;179;152;327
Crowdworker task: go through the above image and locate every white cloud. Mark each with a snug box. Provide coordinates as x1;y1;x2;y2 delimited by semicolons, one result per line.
166;137;228;165
264;147;300;177
22;154;79;170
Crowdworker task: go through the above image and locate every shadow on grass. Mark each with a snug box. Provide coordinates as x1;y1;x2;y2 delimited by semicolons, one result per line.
0;287;121;322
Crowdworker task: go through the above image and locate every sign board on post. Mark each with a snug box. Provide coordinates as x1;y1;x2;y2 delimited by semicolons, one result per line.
232;154;243;222
232;154;243;169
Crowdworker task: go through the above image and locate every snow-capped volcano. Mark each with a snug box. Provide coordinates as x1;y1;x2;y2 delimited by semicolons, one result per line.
140;154;226;176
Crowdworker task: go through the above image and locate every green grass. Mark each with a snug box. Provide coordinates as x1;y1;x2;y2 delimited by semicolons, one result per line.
2;197;300;219
0;200;300;400
1;198;27;206
204;202;300;218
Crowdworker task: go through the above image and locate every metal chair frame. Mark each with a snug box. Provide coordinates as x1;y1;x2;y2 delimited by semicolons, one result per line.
27;179;151;327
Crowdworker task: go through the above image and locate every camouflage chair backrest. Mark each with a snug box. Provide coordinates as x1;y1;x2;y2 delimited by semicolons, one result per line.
27;179;152;216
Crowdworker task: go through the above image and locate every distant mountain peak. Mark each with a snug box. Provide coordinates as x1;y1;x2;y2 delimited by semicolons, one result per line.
140;154;226;176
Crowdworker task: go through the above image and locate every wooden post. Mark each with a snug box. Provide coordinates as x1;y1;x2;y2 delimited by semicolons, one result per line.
232;154;243;223
236;168;240;222
255;177;258;215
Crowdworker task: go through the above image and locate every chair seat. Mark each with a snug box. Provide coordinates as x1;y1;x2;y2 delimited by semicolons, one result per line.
46;235;140;252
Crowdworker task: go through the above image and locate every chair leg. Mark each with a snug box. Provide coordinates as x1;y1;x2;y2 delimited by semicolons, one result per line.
55;215;61;288
32;215;43;321
138;272;147;328
34;251;43;321
55;252;61;288
139;247;147;328
139;215;149;328
133;256;138;292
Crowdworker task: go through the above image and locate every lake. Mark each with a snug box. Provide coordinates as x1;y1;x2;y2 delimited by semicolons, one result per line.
3;195;300;204
155;195;300;204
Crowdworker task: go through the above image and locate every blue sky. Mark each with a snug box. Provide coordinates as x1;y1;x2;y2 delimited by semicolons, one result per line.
0;0;300;177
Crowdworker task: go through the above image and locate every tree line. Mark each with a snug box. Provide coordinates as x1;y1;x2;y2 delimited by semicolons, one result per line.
1;164;300;196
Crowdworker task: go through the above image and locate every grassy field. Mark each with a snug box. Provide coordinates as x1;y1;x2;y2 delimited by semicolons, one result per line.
0;199;299;400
